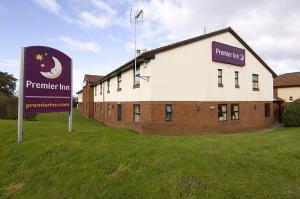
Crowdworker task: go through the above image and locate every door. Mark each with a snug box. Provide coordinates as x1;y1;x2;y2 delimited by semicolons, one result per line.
117;104;122;121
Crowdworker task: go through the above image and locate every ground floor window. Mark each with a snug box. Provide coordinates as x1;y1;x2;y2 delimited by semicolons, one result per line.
107;104;111;116
265;103;270;117
165;104;172;122
231;104;239;120
134;104;141;123
218;104;227;121
117;104;123;121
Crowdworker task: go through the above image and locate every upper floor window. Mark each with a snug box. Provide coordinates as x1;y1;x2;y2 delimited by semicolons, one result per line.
134;65;140;85
235;71;239;88
94;86;97;96
117;74;122;91
218;104;227;121
252;74;259;91
218;69;223;87
265;103;270;117
107;79;110;93
165;104;172;122
231;104;239;120
133;104;141;123
100;83;102;95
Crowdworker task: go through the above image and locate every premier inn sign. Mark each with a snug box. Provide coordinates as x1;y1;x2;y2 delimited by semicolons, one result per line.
212;41;245;66
23;46;72;113
18;46;73;142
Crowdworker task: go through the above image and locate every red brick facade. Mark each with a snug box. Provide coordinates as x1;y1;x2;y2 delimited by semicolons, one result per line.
77;74;102;119
92;101;273;135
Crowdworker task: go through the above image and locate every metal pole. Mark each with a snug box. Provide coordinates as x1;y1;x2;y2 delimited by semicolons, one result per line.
69;59;73;132
134;18;137;84
18;48;25;143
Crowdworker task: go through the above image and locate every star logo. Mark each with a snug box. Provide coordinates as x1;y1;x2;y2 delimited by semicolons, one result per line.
35;53;44;61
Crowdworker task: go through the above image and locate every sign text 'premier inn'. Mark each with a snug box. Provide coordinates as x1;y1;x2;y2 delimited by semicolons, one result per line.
212;41;245;66
23;46;72;113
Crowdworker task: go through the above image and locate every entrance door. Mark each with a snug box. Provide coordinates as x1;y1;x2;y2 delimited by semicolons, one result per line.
117;104;123;121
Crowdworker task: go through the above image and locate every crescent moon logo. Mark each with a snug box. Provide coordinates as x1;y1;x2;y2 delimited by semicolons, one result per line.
40;57;62;79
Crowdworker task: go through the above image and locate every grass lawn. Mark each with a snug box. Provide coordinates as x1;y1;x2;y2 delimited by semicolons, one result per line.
0;110;300;199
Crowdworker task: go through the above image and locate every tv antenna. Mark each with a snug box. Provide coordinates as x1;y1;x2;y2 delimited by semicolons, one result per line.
130;9;147;82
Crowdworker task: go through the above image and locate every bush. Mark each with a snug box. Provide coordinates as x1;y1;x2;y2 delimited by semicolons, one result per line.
0;95;37;120
283;98;300;127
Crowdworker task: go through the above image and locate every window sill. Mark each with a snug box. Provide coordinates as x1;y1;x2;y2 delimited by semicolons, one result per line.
218;84;223;87
235;85;240;88
253;88;260;91
133;84;140;89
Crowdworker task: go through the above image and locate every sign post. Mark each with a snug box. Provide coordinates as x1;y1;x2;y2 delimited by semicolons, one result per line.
18;48;25;143
18;46;72;143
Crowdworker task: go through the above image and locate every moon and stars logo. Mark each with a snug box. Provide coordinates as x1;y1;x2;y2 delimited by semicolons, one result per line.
34;53;62;79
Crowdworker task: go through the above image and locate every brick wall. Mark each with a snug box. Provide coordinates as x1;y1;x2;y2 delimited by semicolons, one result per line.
77;84;94;119
92;101;274;135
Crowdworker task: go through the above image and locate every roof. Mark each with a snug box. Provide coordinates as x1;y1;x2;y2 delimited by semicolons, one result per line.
274;72;300;88
84;74;103;83
76;74;103;94
76;90;82;94
273;96;285;102
92;27;277;86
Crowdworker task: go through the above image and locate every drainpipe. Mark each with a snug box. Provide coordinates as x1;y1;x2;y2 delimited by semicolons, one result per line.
102;82;105;124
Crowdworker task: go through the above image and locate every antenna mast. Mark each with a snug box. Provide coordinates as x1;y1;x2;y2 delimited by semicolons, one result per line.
130;8;143;84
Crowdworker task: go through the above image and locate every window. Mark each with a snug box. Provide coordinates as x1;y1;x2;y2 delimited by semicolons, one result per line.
265;103;270;117
218;104;227;121
134;65;140;85
235;71;239;88
231;104;239;120
94;87;97;96
117;104;122;121
107;79;110;93
133;104;141;123
218;69;223;87
117;74;122;91
100;83;102;95
107;104;111;116
165;104;172;122
252;74;259;91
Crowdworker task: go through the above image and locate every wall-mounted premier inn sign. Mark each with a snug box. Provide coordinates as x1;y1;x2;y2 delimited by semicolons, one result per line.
212;41;245;66
18;46;72;142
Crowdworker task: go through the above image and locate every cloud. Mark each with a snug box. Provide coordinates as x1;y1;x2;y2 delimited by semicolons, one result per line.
0;59;19;68
90;0;116;15
59;37;101;53
124;0;300;74
108;34;123;43
32;0;61;15
31;0;300;75
78;11;111;29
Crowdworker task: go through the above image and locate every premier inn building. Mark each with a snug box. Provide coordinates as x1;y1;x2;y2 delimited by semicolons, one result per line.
78;27;277;135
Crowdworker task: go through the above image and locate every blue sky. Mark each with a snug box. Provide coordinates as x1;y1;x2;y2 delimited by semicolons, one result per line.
0;0;300;93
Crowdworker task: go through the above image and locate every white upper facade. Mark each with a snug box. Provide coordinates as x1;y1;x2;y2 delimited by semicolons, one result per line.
93;29;275;102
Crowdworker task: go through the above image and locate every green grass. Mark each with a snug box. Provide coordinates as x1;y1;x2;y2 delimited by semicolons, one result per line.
0;110;300;199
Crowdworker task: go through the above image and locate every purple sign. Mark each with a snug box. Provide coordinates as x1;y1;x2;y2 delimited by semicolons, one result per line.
23;46;72;114
212;41;245;66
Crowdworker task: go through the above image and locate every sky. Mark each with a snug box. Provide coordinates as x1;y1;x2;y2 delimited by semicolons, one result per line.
0;0;300;94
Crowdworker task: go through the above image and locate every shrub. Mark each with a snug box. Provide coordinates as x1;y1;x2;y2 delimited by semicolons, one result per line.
0;95;17;119
283;98;300;127
0;95;37;120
